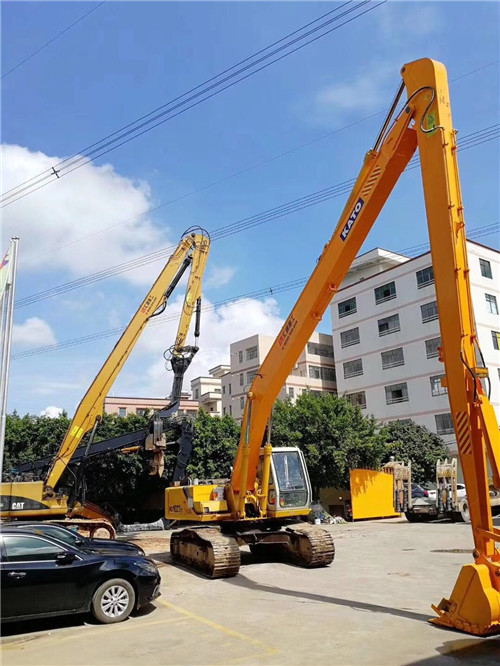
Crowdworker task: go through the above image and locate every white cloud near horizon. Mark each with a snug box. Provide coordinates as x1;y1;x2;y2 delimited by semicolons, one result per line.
1;144;173;286
13;317;56;347
40;405;64;418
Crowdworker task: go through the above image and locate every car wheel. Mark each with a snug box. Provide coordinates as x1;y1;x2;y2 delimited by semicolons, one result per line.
405;512;421;523
91;578;135;624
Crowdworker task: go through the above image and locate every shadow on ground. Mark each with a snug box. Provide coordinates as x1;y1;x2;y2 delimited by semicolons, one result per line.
1;603;157;638
405;638;500;665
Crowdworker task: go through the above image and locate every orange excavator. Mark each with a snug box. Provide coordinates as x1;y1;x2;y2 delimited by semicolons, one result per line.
165;59;500;636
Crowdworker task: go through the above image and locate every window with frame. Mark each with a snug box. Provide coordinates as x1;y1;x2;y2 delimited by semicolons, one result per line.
338;297;357;318
136;408;146;416
486;294;499;315
425;336;441;359
381;347;404;369
118;407;126;417
421;300;438;323
223;407;226;416
343;359;363;379
307;342;334;357
435;412;454;435
229;405;232;416
289;387;295;399
239;373;244;386
238;350;243;363
239;397;245;410
194;389;199;400
416;266;434;289
246;346;258;361
378;313;400;336
374;281;396;304
222;386;226;395
492;330;500;350
340;327;360;348
228;383;232;395
308;365;320;379
346;391;366;409
246;369;258;385
480;258;493;279
385;382;408;405
3;535;65;562
430;374;448;396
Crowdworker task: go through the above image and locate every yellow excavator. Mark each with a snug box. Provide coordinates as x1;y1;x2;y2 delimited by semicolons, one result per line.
165;59;500;635
1;228;210;537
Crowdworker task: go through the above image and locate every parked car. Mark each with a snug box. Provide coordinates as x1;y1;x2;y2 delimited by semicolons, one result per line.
0;528;160;624
4;522;146;557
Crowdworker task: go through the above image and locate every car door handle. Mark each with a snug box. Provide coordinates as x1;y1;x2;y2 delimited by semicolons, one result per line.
7;571;27;578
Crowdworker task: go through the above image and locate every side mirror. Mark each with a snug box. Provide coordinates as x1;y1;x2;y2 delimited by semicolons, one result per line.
55;552;76;565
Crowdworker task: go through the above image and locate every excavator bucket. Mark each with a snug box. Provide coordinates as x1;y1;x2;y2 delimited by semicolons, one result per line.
431;563;500;635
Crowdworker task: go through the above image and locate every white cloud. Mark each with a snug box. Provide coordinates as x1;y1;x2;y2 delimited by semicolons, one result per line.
40;405;64;418
13;317;56;347
1;144;173;286
314;64;393;126
112;295;284;398
378;2;442;40
205;266;236;288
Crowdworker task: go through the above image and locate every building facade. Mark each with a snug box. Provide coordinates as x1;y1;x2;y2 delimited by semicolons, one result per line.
190;365;229;416
330;241;500;451
220;331;336;421
103;394;199;418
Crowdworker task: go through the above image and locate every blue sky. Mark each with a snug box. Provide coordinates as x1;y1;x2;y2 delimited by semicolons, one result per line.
2;0;499;416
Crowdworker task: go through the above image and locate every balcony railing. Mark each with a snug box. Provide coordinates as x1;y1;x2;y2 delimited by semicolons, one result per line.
386;395;409;405
382;359;404;369
341;338;360;348
339;307;357;318
375;293;396;305
379;325;400;337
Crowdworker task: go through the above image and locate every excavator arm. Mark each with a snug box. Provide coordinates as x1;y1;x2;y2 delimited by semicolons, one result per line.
231;58;499;634
44;227;210;492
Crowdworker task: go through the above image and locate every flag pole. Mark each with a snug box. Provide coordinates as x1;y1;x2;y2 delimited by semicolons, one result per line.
0;237;19;479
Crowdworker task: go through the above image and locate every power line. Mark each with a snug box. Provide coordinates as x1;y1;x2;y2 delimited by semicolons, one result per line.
1;1;386;207
2;2;105;80
19;58;500;265
11;221;499;361
14;123;499;309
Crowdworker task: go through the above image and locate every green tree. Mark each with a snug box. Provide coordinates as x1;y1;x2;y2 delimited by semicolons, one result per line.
271;392;386;495
186;410;240;480
381;420;450;483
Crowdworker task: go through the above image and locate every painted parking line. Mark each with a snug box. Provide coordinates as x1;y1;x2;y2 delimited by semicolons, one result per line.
156;598;279;658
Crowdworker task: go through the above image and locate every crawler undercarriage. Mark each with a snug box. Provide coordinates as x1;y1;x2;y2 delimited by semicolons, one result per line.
170;523;335;578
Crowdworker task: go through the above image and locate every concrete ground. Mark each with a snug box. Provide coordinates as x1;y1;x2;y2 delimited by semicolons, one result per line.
2;517;500;666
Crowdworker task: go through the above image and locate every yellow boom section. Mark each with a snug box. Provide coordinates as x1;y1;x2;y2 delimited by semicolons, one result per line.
45;229;210;491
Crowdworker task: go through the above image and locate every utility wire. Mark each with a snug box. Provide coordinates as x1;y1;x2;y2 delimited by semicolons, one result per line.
19;58;500;265
11;220;499;361
14;124;499;309
2;2;105;80
1;1;386;207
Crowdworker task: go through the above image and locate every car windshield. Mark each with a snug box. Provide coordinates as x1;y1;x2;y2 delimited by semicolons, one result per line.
273;451;307;491
24;526;83;547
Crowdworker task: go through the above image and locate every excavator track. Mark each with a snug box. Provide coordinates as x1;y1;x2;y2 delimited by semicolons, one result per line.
285;524;335;567
170;528;241;578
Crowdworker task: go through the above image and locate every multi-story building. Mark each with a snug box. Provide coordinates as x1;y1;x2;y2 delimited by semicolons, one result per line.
220;332;336;421
190;365;229;416
103;394;199;418
331;241;500;452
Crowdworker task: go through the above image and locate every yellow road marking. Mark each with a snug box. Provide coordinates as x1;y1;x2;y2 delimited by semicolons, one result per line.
156;598;279;656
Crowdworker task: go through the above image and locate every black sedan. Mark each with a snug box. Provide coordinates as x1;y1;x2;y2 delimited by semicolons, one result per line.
4;522;146;557
0;528;160;624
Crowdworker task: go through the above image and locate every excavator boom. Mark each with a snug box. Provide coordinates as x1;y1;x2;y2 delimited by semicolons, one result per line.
44;228;210;491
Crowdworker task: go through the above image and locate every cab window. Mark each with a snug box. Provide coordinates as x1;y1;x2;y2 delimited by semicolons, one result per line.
272;451;307;491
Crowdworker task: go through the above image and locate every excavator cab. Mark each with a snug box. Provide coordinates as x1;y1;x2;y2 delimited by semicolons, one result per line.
267;448;312;513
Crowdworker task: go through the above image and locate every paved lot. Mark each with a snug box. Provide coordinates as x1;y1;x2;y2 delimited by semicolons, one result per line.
2;518;500;666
